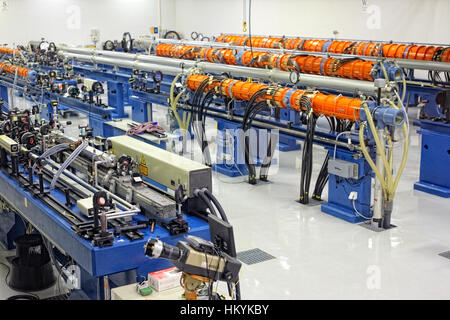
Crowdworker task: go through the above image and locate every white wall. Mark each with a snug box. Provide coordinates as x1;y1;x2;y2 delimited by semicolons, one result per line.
0;0;176;46
174;0;450;44
1;0;449;47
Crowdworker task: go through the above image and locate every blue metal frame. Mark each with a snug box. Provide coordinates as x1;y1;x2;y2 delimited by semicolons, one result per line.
414;120;450;197
0;166;210;298
321;147;373;223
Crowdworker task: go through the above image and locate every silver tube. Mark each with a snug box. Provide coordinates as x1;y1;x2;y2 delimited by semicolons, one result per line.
62;52;183;75
105;210;140;220
372;128;385;223
390;58;450;72
103;275;110;300
46;157;138;211
45;158;98;193
60;50;381;95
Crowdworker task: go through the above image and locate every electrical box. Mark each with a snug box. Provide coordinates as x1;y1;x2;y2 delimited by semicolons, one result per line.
328;158;359;179
150;27;159;35
107;135;212;197
77;197;93;217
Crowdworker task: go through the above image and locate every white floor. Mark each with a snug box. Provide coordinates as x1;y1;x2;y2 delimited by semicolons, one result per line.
1;101;449;300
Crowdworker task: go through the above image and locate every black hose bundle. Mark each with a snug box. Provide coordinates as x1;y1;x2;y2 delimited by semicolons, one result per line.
312;151;329;201
190;76;220;166
311;118;354;201
298;96;317;204
241;87;278;184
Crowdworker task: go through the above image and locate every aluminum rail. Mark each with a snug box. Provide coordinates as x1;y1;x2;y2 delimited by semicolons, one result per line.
133;37;450;72
58;47;385;95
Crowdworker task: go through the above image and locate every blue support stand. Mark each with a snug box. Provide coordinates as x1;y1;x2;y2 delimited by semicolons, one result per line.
213;119;249;177
0;85;8;111
414;120;450;198
321;147;373;223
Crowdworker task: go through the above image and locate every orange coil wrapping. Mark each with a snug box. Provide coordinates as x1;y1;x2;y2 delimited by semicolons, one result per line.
285;38;302;50
186;74;362;121
300;39;327;52
0;63;31;78
154;43;375;81
327;41;353;54
217;34;450;62
0;47;21;55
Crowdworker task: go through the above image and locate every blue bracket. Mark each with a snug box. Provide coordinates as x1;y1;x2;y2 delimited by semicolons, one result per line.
405;84;445;118
130;94;152;123
321;147;373;223
107;81;126;118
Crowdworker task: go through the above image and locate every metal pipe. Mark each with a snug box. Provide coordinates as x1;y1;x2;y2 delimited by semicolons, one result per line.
45;157;137;211
60;49;382;95
105;210;140;220
372;128;386;225
131;38;450;72
103;275;110;300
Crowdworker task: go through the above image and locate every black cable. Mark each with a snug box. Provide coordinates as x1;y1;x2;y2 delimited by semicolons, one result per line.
195;189;218;217
163;30;181;40
190;77;219;165
203;188;229;223
299;96;316;204
311;118;354;201
194;81;222;165
242;101;269;184
312;151;329;201
240;86;279;184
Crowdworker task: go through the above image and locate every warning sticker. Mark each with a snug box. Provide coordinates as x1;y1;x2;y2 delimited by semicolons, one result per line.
139;155;148;176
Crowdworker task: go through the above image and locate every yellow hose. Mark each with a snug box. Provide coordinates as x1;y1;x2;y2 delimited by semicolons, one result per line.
387;100;409;195
380;61;389;82
170;73;187;130
359;123;388;198
362;103;394;195
359;97;410;201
